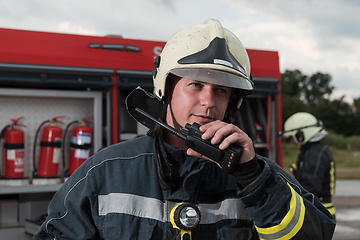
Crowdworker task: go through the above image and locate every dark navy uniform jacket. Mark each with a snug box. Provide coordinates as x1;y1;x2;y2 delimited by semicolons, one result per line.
34;136;335;240
296;141;336;216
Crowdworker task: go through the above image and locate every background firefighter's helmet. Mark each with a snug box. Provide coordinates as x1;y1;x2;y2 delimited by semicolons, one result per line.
283;112;323;145
152;19;254;111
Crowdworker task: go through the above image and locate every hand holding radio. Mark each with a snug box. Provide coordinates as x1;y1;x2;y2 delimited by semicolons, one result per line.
186;120;255;169
133;107;244;172
182;122;242;172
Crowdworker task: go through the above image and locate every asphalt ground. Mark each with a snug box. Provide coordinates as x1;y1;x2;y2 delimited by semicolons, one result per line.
332;180;360;240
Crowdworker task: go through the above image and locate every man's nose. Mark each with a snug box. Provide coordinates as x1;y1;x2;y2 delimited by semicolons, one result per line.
200;88;215;108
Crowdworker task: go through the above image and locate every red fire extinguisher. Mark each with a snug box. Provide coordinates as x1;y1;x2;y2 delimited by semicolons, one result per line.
33;116;64;178
1;117;26;178
63;117;93;176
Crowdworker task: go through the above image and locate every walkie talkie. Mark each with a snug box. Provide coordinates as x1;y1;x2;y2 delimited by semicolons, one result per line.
135;107;242;172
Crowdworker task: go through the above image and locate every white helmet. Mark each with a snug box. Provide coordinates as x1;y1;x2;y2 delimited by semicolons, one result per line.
283;112;323;145
152;19;254;111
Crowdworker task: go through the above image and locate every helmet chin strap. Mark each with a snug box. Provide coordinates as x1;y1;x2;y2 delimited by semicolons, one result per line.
150;100;178;191
166;100;190;150
168;100;183;131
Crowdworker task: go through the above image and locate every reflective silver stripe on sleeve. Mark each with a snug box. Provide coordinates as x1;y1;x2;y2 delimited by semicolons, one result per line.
98;193;252;224
199;200;252;223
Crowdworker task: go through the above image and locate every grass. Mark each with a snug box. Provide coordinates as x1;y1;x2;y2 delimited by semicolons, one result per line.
282;142;360;179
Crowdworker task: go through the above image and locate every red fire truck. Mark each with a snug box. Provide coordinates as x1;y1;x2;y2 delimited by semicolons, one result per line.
0;27;282;235
0;27;283;167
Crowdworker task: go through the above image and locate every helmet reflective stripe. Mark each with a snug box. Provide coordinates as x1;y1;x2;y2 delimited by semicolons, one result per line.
153;19;253;110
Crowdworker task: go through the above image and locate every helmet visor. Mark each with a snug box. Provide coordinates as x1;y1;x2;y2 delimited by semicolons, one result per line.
170;68;253;91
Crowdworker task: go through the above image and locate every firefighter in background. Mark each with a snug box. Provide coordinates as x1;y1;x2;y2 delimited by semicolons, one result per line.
283;112;336;218
34;19;335;240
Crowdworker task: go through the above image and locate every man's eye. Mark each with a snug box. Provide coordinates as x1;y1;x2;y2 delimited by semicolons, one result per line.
190;82;202;88
217;88;228;94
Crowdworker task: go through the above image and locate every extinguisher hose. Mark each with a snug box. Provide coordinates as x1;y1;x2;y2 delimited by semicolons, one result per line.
62;120;80;175
0;125;10;177
32;120;50;177
0;125;11;139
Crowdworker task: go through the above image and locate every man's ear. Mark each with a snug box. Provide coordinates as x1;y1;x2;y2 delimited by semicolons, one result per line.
228;89;242;112
165;73;182;102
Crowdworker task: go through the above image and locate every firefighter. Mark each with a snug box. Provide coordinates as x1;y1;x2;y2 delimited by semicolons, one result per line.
283;112;336;218
34;19;335;240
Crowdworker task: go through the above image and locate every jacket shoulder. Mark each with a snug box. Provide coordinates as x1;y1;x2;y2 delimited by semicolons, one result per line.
87;135;154;164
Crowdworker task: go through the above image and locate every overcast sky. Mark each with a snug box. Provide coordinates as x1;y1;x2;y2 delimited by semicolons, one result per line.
1;0;359;102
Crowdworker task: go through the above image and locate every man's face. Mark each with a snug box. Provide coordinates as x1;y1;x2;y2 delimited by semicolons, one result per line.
166;77;233;130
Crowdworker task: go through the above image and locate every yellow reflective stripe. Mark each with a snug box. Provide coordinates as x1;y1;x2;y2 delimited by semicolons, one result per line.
322;202;336;216
329;162;335;196
327;207;336;216
255;183;305;240
322;202;332;208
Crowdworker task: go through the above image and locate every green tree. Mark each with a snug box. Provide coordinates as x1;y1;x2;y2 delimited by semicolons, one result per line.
313;97;353;136
352;97;360;115
281;96;307;125
281;69;306;98
281;70;307;124
349;97;360;135
281;70;339;134
303;72;334;109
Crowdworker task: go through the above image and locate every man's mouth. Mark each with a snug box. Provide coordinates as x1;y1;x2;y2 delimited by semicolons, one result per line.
193;115;215;123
